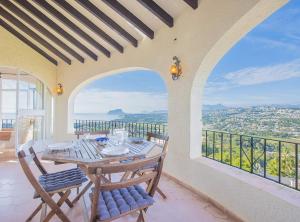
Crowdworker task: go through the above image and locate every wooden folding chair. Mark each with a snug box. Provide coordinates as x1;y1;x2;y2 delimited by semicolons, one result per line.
87;151;166;222
18;150;88;222
145;132;169;199
121;132;169;199
74;130;110;139
28;147;92;207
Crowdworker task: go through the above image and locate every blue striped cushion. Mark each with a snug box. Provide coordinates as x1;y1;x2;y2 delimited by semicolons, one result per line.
39;168;87;192
97;185;154;221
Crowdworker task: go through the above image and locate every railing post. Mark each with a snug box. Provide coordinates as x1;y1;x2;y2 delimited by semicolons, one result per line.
205;130;208;157
296;144;298;190
158;123;161;136
251;137;254;173
213;131;215;159
264;139;267;178
279;141;282;183
240;135;243;168
230;134;232;165
221;133;223;162
139;123;141;138
135;123;138;137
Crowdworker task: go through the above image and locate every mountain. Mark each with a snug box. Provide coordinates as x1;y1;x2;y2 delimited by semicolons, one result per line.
203;104;227;111
107;109;125;115
270;104;300;109
150;110;168;114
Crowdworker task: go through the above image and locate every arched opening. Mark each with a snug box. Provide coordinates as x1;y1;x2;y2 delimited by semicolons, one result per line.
0;66;54;157
199;1;299;189
68;69;168;138
189;0;288;159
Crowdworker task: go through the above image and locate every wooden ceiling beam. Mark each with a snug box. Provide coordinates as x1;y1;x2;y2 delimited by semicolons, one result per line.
137;0;173;28
102;0;154;39
0;0;84;63
0;6;71;64
15;0;97;61
183;0;198;9
0;18;58;66
34;0;110;58
75;0;139;46
53;0;124;53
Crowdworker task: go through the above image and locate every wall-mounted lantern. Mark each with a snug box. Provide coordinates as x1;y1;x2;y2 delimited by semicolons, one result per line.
170;56;182;80
56;83;63;96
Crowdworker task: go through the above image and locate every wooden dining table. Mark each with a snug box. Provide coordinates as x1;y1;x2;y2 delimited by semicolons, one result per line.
41;139;157;166
41;139;157;167
41;138;158;221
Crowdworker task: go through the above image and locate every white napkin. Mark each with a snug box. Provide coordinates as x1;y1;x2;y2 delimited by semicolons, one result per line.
100;145;129;156
47;142;73;151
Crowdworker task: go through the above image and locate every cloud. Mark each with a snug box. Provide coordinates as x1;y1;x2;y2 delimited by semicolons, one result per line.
202;95;272;106
205;59;300;94
245;36;300;52
224;59;300;85
74;90;167;113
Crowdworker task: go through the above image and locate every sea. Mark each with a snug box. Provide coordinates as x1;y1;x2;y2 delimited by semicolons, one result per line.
2;113;120;121
73;113;121;121
2;113;16;119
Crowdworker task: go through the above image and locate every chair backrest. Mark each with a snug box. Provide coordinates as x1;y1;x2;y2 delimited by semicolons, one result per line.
90;153;164;190
146;132;169;153
89;152;166;221
29;147;47;175
74;130;110;139
17;150;58;208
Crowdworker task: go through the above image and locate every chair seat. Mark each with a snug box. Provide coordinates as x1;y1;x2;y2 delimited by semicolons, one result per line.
39;168;87;192
96;185;154;221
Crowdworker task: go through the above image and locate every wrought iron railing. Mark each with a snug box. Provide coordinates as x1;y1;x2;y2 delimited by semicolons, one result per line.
202;129;300;191
74;120;168;138
1;119;15;129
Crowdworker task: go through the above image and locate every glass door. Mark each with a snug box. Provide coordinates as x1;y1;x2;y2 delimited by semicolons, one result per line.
16;72;46;151
0;73;17;151
0;69;53;153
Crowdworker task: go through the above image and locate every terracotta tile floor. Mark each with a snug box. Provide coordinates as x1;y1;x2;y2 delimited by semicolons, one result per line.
0;156;237;222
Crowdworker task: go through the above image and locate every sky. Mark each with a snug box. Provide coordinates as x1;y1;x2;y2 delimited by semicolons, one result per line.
74;0;300;113
74;70;167;113
204;0;300;106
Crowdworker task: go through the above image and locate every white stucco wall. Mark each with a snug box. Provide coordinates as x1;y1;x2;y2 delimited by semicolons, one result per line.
53;0;300;221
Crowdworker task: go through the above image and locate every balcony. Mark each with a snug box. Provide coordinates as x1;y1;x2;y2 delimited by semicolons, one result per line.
1;0;299;221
